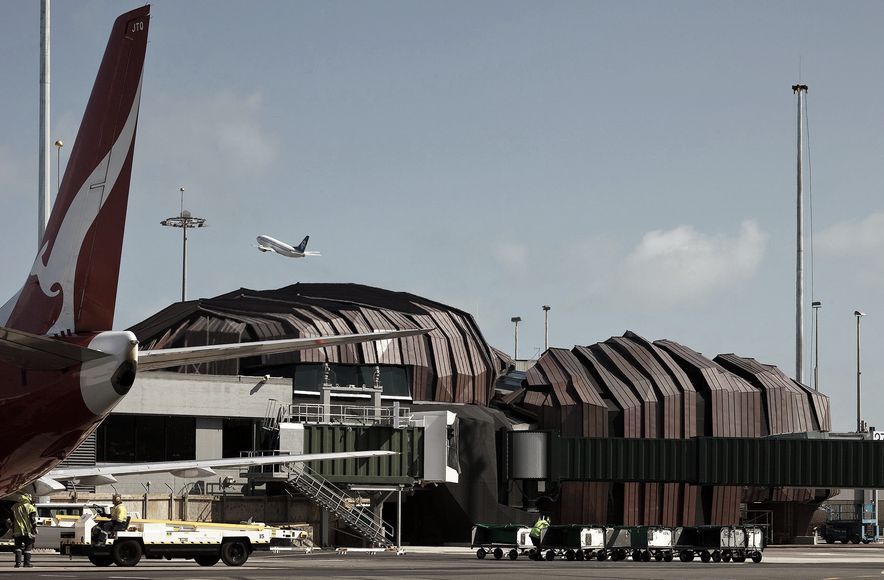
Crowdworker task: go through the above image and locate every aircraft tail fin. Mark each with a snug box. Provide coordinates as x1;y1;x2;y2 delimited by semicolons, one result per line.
0;6;150;335
295;235;309;253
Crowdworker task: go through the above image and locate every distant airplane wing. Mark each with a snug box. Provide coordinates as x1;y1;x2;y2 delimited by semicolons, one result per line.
0;325;111;370
138;328;430;371
42;450;396;490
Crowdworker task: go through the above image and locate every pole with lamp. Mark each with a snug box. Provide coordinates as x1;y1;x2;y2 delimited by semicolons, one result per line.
511;316;522;360
812;301;821;391
54;139;63;194
855;310;866;433
161;187;207;302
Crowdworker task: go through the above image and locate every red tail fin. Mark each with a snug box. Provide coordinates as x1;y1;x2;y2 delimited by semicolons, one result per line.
1;6;150;335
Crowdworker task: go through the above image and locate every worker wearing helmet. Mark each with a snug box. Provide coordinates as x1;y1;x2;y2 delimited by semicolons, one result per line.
12;493;37;568
110;494;127;526
95;494;129;545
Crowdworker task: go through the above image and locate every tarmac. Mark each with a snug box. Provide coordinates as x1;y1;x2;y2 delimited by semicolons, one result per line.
0;545;883;579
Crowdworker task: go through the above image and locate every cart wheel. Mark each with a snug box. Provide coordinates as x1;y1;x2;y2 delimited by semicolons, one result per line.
750;551;763;564
642;550;651;562
851;536;861;544
545;549;556;561
565;549;575;561
88;553;114;566
630;549;639;561
597;550;608;561
508;548;518;560
863;539;871;544
711;550;721;563
732;552;746;563
476;548;487;560
722;550;732;562
664;551;673;562
493;548;503;560
576;550;585;561
685;550;695;562
678;551;688;562
654;551;664;562
112;539;143;567
195;554;221;566
700;551;711;563
220;540;250;567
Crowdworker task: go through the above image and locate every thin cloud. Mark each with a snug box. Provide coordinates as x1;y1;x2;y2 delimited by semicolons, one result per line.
492;240;530;274
816;212;884;257
617;220;768;304
140;88;279;183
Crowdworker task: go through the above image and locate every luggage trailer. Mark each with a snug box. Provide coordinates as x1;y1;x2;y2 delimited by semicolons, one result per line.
535;525;606;561
470;524;533;560
673;525;764;564
471;523;764;564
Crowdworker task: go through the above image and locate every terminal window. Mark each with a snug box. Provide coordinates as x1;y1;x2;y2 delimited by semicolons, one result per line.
97;414;196;462
292;363;411;398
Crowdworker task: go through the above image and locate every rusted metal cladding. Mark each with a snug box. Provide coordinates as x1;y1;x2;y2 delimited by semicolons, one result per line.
130;283;504;404
507;332;831;527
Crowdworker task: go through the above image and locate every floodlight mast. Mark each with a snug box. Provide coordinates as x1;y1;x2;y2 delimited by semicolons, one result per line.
161;187;207;302
792;83;808;384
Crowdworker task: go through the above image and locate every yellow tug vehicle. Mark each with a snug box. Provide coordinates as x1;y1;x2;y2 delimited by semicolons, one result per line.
61;505;302;567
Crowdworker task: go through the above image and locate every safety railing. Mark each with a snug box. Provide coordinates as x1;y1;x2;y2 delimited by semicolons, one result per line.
282;403;412;428
283;463;395;547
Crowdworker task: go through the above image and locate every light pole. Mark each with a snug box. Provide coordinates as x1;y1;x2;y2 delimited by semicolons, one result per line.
511;316;522;360
855;310;866;433
812;301;821;391
161;187;207;302
54;139;63;194
542;305;550;351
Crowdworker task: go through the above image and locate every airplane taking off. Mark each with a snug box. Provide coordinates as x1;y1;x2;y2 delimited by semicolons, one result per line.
0;6;426;499
256;234;321;258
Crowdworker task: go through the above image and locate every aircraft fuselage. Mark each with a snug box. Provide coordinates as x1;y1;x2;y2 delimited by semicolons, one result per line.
0;331;137;496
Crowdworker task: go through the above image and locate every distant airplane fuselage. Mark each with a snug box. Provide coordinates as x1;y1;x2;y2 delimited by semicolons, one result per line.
256;234;321;258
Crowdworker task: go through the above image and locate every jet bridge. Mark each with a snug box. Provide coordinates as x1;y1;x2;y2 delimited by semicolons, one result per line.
506;431;884;488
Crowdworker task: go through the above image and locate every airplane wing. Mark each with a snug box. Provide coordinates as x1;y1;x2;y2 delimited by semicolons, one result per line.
138;328;429;371
42;450;396;491
0;325;111;370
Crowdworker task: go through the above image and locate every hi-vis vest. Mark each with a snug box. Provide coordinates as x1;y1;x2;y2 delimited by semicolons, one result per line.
530;517;549;539
111;503;128;523
12;499;36;537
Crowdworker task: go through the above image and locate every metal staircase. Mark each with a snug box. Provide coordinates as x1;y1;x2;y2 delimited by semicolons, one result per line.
283;463;395;548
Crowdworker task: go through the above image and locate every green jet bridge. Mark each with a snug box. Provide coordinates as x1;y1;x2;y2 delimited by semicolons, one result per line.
505;431;884;488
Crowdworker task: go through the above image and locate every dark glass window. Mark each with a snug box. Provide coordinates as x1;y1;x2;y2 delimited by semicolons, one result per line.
223;419;256;458
293;363;412;398
97;415;136;462
97;414;194;462
166;416;196;461
135;416;165;462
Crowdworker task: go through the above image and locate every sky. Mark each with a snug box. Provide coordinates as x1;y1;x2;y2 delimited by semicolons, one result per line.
2;1;884;432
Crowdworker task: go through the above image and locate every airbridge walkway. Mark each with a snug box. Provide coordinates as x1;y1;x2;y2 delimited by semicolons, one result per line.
506;432;884;488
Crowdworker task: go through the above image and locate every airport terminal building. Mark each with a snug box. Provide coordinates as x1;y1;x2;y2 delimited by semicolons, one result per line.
71;283;849;544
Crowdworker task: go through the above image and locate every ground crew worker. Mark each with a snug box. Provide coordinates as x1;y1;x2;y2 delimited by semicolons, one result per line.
110;494;127;527
12;493;37;568
96;494;128;544
529;515;550;547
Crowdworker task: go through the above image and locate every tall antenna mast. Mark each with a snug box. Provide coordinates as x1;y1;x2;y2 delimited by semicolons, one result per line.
793;83;808;383
38;0;51;247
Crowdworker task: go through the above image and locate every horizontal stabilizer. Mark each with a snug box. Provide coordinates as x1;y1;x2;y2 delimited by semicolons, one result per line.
0;325;110;370
138;327;430;372
48;450;397;481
